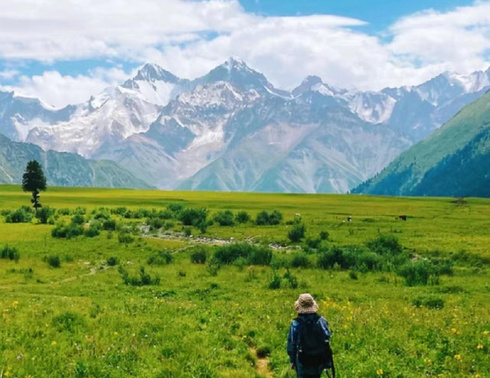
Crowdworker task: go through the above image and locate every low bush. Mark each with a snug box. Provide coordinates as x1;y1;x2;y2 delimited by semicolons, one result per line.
190;247;208;264
178;208;207;227
397;260;439;286
268;271;281;289
36;206;55;224
366;234;403;256
5;207;34;223
71;214;85;226
107;256;119;266
102;218;117;231
213;243;272;266
118;266;160;286
84;223;101;238
147;250;174;265
288;223;306;242
213;210;235;226
255;210;283;226
412;296;445;309
45;255;61;268
57;208;71;216
235;211;250;224
1;245;20;261
51;222;84;239
290;253;310;268
118;232;135;244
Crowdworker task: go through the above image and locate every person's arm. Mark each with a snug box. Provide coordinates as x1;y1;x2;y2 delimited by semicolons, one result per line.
286;320;299;368
319;316;331;341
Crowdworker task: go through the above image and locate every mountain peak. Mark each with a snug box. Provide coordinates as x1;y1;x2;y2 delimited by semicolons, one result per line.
222;57;249;71
133;63;180;83
292;75;324;97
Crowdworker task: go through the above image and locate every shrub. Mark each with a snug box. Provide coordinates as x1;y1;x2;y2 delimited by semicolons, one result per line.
283;269;299;288
46;255;61;268
319;231;329;240
213;243;272;266
118;266;160;286
84;224;100;238
147;250;174;265
51;222;84;239
5;207;34;223
288;223;306;242
255;210;283;225
397;260;439;286
412;296;445;309
235;211;250;224
102;218;117;231
305;238;321;250
213;210;235;226
118;232;135;244
148;217;164;231
317;247;348;270
57;208;71;216
179;208;207;227
71;214;85;226
167;203;184;213
73;207;86;215
290;253;310;268
1;245;20;261
110;207;128;216
366;234;403;256
268;271;281;289
107;257;119;266
36;206;55;224
190;247;208;264
206;258;221;276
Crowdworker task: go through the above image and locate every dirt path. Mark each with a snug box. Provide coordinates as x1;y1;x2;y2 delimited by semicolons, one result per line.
250;348;274;377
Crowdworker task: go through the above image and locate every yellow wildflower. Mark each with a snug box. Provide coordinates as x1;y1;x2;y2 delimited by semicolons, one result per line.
376;368;383;375
451;328;458;334
477;344;483;349
51;341;57;346
453;354;462;360
114;331;119;336
483;330;489;335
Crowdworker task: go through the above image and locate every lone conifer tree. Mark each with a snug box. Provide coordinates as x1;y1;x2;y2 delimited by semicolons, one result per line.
22;160;47;212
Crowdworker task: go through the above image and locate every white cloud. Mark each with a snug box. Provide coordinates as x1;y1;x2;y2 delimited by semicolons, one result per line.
1;0;490;106
0;69;20;80
4;68;129;108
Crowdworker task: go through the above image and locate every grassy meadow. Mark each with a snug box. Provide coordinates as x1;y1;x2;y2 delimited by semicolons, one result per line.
0;184;489;377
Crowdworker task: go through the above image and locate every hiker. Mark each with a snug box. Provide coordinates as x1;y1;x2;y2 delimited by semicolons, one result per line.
287;293;334;378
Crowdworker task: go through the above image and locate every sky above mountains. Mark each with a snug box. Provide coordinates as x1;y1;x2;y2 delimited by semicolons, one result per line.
0;0;489;108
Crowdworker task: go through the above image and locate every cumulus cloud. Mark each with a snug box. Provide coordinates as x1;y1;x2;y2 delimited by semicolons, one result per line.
4;68;129;108
1;0;490;106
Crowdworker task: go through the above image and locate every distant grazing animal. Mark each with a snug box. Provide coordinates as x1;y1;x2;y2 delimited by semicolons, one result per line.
398;215;407;221
347;216;352;222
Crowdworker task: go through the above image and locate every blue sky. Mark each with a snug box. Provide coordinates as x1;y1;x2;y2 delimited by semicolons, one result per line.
239;0;476;31
0;0;489;107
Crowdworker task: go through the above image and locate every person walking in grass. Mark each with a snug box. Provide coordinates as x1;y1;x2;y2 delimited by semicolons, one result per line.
287;293;335;378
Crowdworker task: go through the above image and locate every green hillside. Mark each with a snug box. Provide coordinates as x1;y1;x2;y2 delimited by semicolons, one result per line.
0;134;152;189
353;90;490;197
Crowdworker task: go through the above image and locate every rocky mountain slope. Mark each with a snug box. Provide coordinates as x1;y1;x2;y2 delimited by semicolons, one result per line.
0;134;151;188
1;59;489;192
352;91;490;197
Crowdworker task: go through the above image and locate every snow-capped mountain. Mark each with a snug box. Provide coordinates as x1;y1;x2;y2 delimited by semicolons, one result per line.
1;59;489;192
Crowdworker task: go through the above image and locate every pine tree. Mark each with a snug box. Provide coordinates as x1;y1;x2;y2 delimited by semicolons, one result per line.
22;160;47;213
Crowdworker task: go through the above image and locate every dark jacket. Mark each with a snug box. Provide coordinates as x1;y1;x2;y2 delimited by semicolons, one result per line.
287;313;331;377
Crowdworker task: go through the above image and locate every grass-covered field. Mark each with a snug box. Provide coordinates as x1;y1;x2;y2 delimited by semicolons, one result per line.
0;185;489;377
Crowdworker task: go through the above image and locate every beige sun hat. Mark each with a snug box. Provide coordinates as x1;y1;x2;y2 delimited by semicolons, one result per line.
294;293;318;314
